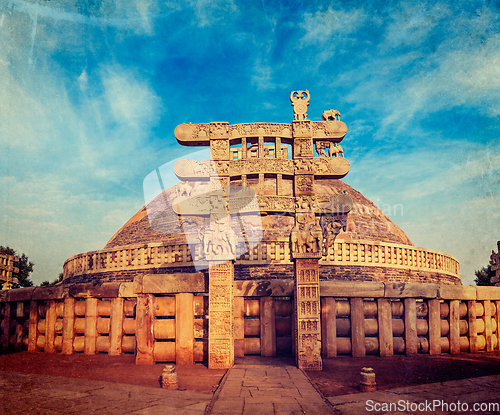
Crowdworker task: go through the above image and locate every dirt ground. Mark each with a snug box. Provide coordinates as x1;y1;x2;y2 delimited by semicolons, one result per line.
306;352;500;397
0;351;226;392
1;351;499;396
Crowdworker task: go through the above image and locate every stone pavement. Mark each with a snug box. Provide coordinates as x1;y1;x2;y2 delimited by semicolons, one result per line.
208;356;334;414
2;356;500;414
328;374;500;415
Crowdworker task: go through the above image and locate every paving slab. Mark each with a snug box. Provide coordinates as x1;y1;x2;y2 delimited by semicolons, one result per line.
208;357;335;415
328;375;500;414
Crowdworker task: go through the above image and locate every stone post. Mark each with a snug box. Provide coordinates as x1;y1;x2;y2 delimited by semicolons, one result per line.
176;293;194;365
428;299;441;355
207;122;234;369
136;294;154;365
62;296;76;354
208;262;234;369
84;298;98;355
260;297;276;357
404;298;417;355
448;300;460;354
377;298;393;357
483;300;493;352
45;300;57;353
292;118;323;370
468;301;478;353
321;297;336;358
109;297;124;356
28;300;38;353
233;296;245;357
1;302;11;351
351;297;365;357
295;258;322;370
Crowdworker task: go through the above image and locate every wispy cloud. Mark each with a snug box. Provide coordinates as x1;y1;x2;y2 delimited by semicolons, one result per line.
187;0;238;28
299;7;366;46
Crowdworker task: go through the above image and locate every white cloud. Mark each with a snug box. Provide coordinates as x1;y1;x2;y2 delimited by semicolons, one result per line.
187;0;238;28
299;7;366;46
381;2;449;48
102;66;162;129
251;58;275;91
6;0;158;35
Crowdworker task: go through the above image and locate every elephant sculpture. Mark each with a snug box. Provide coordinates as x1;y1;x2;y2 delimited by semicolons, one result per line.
322;109;341;121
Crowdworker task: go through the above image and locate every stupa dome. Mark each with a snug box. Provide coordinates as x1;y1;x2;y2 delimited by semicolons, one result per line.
105;179;412;250
62;115;459;286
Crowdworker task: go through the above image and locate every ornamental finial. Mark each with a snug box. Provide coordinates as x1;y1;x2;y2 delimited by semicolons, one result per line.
290;90;310;121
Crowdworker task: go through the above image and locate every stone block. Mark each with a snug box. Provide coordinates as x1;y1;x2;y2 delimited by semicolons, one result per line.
438;285;475;300
6;287;35;302
476;286;500;300
118;282;136;298
68;283;120;299
32;286;65;300
320;281;384;297
384;282;438;298
133;274;144;294
233;279;294;297
142;273;206;294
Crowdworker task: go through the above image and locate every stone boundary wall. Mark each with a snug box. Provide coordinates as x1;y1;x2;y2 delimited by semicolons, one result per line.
62;239;460;284
1;278;499;364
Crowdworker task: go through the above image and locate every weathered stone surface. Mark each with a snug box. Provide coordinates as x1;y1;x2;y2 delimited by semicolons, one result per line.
6;287;35;302
142;273;206;294
320;281;384;297
176;293;194;365
384;282;438;298
118;282;136;298
208;261;234;369
68;283;120;299
32;286;65;300
233;279;293;297
439;285;476;300
476;286;500;300
295;258;322;370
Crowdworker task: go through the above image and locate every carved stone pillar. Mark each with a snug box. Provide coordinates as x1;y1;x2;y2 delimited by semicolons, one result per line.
291;119;322;370
295;258;322;370
208;261;234;368
208;122;234;369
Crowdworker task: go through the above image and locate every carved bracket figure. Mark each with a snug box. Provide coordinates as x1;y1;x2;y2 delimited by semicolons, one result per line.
315;141;329;157
291;217;323;254
290;90;310;121
329;143;344;157
322;109;341;121
320;215;348;256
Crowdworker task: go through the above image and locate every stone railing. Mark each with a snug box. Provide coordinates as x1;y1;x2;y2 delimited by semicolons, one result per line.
322;240;460;276
1;279;499;364
63;239;459;280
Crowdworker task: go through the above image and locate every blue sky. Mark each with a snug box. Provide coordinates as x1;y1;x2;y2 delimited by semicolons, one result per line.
1;0;499;286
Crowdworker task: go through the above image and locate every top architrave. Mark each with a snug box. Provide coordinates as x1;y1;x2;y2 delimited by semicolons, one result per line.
174;121;347;146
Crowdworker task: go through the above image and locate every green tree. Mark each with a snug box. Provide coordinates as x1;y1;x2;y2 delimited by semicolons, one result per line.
0;246;34;288
50;273;63;285
40;273;64;287
474;260;496;286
